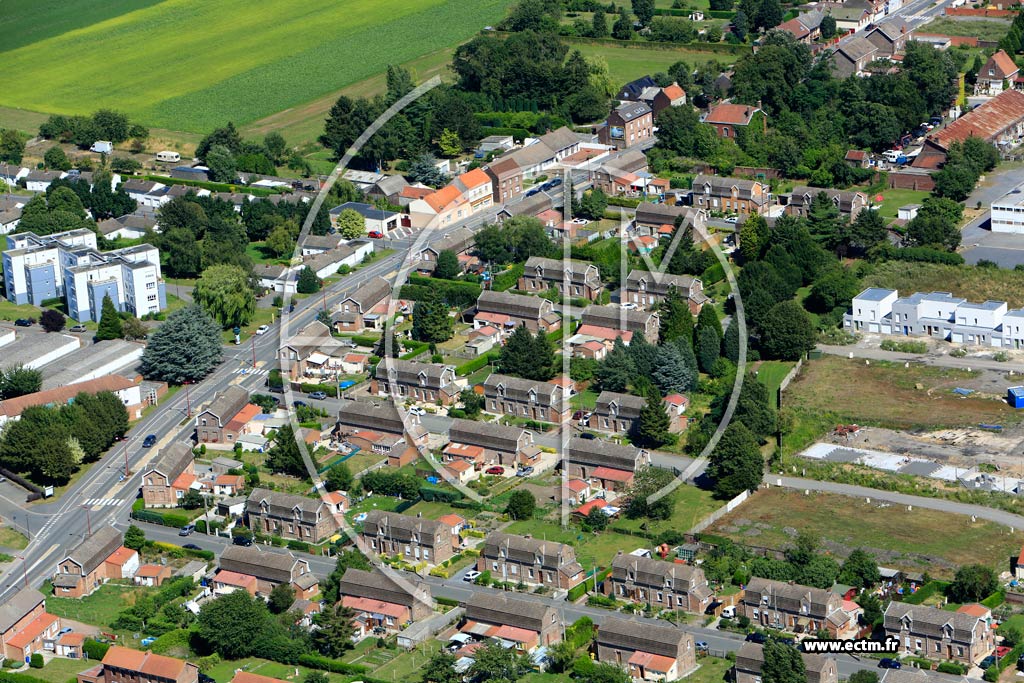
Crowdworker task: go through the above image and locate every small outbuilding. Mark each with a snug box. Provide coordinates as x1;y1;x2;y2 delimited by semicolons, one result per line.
1008;386;1024;408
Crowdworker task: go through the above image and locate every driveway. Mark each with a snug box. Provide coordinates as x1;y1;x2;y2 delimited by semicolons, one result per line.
960;165;1024;266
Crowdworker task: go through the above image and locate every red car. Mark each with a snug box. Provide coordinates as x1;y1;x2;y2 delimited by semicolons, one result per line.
485;466;505;475
368;231;384;238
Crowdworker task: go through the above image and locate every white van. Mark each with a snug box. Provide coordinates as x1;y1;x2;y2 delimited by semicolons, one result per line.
90;140;113;154
156;150;181;163
721;605;736;619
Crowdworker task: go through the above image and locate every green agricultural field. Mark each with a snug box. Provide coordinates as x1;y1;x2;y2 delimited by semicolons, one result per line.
570;42;743;85
0;0;514;134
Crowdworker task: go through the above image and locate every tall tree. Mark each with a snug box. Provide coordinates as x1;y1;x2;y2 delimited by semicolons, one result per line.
140;305;223;384
386;64;415;104
505;489;537;520
95;294;123;341
761;638;806;683
311;604;357;658
266;424;307;479
296;266;321;294
530;328;557;381
193;265;256;328
434;249;461;280
0;129;25;164
196;591;282;659
612;7;634;39
948;564;998;603
632;0;656;26
707;422;763;498
205;145;237;183
0;366;42;400
421;651;460;683
633;387;672;448
652;342;696;394
591;8;609;36
658;287;695;344
411;290;453;343
335;208;366;240
839;549;881;589
695;325;721;374
596;337;635;393
267;583;295;614
759;300;816;360
498;325;535;378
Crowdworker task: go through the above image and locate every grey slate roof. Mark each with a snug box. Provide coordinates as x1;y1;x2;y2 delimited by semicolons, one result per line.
199;386;250;427
424;227;475;257
477;290;552;320
219;545;307;584
524;256;600;286
374;358;456;391
482;532;580;573
789;186;865;214
625;269;702;299
884;602;981;642
0;587;44;632
612;101;652;123
594;391;647;421
610;554;708;595
62;526;121;575
838;36;878;61
284;320;346;360
483;373;564;408
736;641;836;678
245;488;327;524
692;174;766;205
597;616;691;659
448;418;532;453
362;510;452;545
464;592;555;632
143;442;194;481
538;127;581;153
742;577;838;618
581;305;657;334
338;276;390;314
337;567;429;608
373;175;409;196
634;202;692;227
566;435;643;470
337;399;424;437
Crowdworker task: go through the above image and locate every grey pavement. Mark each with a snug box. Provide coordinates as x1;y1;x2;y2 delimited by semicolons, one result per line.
817;342;1024;373
959;166;1024;266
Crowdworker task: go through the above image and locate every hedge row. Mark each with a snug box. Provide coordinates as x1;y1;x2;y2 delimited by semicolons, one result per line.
436;596;460;607
349;334;381;347
869;244;965;265
567;566;613;602
492;263;524;292
132;509;191;529
558;35;750;54
479;126;531;142
420;485;464;503
455;351;499;376
137;175;281;197
607;196;642;208
296;654;370;676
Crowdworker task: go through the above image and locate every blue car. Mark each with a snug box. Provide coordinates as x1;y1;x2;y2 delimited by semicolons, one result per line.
142;434;157;448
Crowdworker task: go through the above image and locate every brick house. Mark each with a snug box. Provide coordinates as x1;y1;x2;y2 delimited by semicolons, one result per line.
605;553;713;614
565;436;650;487
0;587;60;663
592;391;647;436
787;187;868;221
418;227;476;273
702;103;766;140
278;320;347;379
133;564;172;587
338;567;433;635
141;442;195;508
336;400;428;467
519;256;603;301
741;578;850;637
360;510;456;566
864;19;912;57
461;593;562;652
884;602;995;664
632;202;702;238
76;647;198;683
244;488;340;544
592;149;650;197
478;532;585;590
580;305;660;343
976;49;1020;97
484;157;523;204
624;269;708;313
735;642;838;683
692;175;770;216
482;373;569;424
371;358;459;406
332;276;390;333
475;290;560;333
195;386;252;445
596;617;697;681
600;102;654;150
53;527;132;598
831;37;879;78
652;83;687;118
216;546;319;599
447;418;539;468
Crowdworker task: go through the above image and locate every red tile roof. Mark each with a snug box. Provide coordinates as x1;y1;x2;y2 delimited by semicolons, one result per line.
231;672;289;683
575;499;608;516
224;403;261;434
985;50;1019;80
341;595;408;619
592;466;634;482
490;624;538;643
104;546;137;567
845;150;868;161
565;479;589;492
445;443;485;460
135;564;168;578
628;651;677;673
445;459;473;474
102;646;189;680
400;186;432;200
576;324;633;343
215;474;244;488
438;513;466;528
957;603;990;618
931;89;1024;150
423;185;465;213
214;570;257;588
662;83;686;101
458;168;491;190
778;17;811;39
6;612;58;649
0;375;136;418
704;103;760;126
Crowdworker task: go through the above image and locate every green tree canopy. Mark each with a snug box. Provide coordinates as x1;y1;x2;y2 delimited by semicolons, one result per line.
194;265;256;328
266;423;307;479
140;305;224;384
95;294;123;341
434;249;461;280
411;290;453;343
759;300;816;360
707;422;763;498
505;489;537;520
335;208;366;240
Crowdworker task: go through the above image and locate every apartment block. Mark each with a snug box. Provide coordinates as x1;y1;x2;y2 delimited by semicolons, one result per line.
3;229;164;322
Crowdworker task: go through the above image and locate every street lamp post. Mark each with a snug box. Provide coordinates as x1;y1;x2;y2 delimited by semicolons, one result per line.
185;382;192;418
81;505;92;536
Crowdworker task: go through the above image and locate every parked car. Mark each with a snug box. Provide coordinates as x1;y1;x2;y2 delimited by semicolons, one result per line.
463;570;482;583
13;318;32;327
233;535;254;547
485;466;505;475
724;216;738;224
69;324;87;333
368;231;384;239
745;633;767;644
696;641;709;652
572;410;585;420
256;325;270;335
408;405;426;416
704;601;723;615
516;466;534;477
179;524;195;536
580;432;596;440
525;188;541;197
142;434;157;448
878;659;901;670
308;391;328;400
182;543;201;550
548;177;562;188
293;400;308;408
720;605;735;619
980;656;997;670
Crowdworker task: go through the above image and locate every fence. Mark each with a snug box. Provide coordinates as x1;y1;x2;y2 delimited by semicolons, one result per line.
777;357;804;395
688;489;750;534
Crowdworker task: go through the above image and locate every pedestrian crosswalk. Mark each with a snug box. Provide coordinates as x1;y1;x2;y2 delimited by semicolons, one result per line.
386;226;420;240
83;498;123;507
231;367;268;377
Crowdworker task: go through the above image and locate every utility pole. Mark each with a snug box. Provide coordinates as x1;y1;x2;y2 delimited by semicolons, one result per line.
185;382;192;417
251;336;257;368
81;506;92;536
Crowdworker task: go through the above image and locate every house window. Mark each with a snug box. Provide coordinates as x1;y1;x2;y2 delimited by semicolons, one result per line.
510;565;517;575
493;562;499;571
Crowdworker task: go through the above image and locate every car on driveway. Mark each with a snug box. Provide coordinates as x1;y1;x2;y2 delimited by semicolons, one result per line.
69;324;87;333
485;466;505;475
463;570;482;583
142;434;157;448
878;659;901;669
980;656;997;670
14;318;32;327
745;633;767;644
309;391;328;400
408;405;426;416
516;466;534;477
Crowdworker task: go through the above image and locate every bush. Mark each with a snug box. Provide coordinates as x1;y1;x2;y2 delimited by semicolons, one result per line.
295;654;370;675
937;662;967;675
455;351;500;376
286;540;310;553
879;339;927;353
27;656;42;670
83;639;110;661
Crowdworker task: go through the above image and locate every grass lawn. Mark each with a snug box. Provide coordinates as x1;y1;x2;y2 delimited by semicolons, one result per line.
862;188;931;222
338;448;387;475
402;499;467;520
0;0;516;134
752;360;795;410
686;656;734;683
570;388;599;410
863;261;1024;309
246;242;290;266
781;355;1020;453
613;484;721;536
922;17;1012;41
707;488;1024;576
504;519;645;569
571;42;745;86
0;298;46;323
46;583;155;628
27;656;97;683
0;526;29;550
203;656;354;683
345;495;406;523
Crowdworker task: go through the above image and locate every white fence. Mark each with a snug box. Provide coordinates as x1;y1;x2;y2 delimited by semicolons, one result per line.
688;489;750;534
